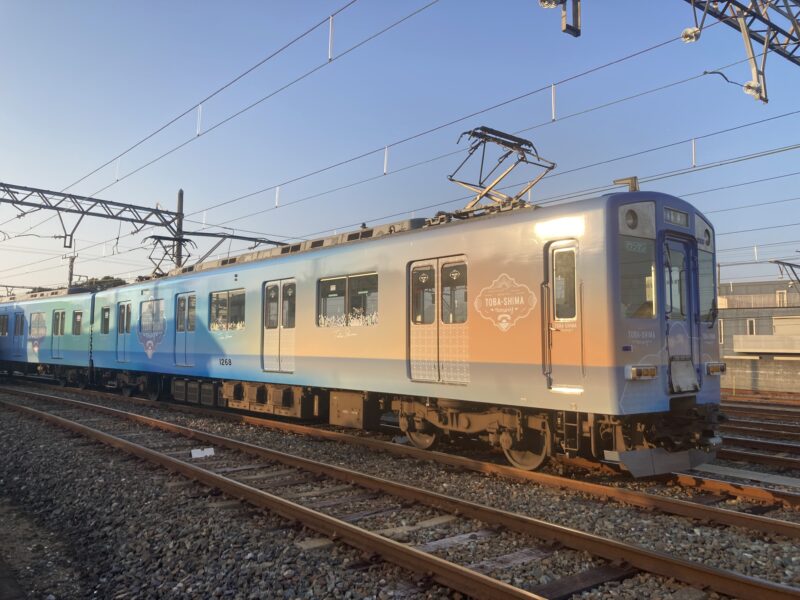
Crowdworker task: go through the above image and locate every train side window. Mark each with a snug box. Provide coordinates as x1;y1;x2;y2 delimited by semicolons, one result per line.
318;277;347;327
441;263;467;324
265;285;279;330
210;288;246;331
72;311;82;336
30;312;46;337
411;266;436;325
718;319;724;345
282;283;296;329
176;296;186;332
619;236;656;319
553;249;577;320
348;274;377;326
747;318;756;335
101;307;111;334
0;315;7;336
187;295;196;332
140;299;164;334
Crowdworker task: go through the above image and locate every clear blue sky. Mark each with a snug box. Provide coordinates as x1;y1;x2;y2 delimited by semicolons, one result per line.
1;1;798;289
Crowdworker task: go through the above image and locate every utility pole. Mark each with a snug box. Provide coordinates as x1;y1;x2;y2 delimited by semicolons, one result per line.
66;255;76;287
175;189;184;269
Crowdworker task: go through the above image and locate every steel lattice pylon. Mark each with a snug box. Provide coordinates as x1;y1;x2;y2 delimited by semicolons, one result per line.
539;1;800;102
683;0;800;102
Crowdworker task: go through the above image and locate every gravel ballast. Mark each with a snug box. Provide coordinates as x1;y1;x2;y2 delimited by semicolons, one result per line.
0;406;453;599
4;387;799;598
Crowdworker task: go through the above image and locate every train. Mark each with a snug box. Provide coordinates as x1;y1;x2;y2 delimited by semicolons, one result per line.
0;190;724;476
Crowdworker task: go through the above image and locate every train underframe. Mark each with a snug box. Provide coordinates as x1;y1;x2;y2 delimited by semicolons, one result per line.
8;362;721;477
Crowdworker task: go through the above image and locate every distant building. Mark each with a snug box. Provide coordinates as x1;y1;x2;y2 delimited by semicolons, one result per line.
718;280;800;396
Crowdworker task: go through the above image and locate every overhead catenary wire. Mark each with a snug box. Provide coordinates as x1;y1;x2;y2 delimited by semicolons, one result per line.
0;0;435;242
4;135;800;286
2;25;788;283
0;29;710;271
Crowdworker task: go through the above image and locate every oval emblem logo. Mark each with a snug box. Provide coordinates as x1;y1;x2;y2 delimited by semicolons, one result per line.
474;274;537;332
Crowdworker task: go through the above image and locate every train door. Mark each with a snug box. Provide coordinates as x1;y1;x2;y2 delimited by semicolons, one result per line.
544;242;583;393
663;237;699;393
12;312;24;357
116;301;131;362
51;309;65;359
408;257;469;384
262;279;296;373
175;293;196;367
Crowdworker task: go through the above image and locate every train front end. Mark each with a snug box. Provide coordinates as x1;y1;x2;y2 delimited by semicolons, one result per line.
610;191;723;476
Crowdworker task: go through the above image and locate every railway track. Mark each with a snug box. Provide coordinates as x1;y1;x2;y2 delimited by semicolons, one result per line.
7;382;800;516
1;388;797;600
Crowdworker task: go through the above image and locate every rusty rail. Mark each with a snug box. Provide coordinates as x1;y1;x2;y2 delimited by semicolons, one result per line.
2;393;798;600
718;448;800;470
5;384;800;513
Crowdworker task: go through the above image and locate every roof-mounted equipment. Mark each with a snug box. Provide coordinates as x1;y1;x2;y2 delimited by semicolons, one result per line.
443;126;555;222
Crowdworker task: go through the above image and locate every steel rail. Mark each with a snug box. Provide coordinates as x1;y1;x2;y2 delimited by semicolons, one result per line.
6;388;800;537
720;425;800;442
5;384;800;511
718;448;800;470
728;418;800;434
723;404;800;420
2;396;798;600
0;398;541;600
724;435;800;454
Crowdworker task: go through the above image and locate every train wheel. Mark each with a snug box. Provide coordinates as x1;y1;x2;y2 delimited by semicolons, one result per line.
407;430;438;450
502;428;550;471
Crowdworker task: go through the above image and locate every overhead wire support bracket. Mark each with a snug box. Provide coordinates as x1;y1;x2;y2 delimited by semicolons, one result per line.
681;0;800;103
772;258;800;287
445;126;555;220
0;181;181;248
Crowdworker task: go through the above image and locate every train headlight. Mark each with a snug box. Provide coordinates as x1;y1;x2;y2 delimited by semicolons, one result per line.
625;365;658;380
705;362;727;376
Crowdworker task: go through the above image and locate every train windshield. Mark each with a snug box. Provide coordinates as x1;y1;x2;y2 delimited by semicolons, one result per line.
619;235;656;319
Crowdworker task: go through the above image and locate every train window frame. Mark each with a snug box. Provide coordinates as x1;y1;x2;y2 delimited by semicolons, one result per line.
663;244;687;320
619;236;656;320
118;303;132;334
14;314;24;337
100;306;111;335
441;262;468;325
140;299;164;334
553;248;577;321
317;273;378;327
176;296;186;332
72;311;83;336
187;294;196;332
30;312;46;338
411;266;436;325
52;310;63;337
718;318;724;345
698;249;715;322
0;314;7;336
264;284;280;330
347;273;378;327
747;318;756;335
282;282;296;329
210;288;246;331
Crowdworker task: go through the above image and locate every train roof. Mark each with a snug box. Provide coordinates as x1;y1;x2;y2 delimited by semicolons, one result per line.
1;190;697;303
